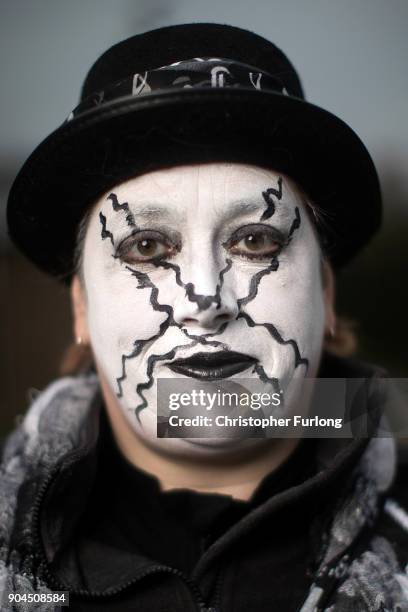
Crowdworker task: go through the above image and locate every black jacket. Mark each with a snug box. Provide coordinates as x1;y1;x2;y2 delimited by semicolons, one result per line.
1;353;408;612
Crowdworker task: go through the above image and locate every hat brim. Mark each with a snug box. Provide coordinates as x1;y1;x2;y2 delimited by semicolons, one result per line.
7;88;381;279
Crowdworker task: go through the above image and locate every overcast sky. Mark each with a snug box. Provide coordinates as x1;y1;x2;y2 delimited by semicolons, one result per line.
1;0;407;242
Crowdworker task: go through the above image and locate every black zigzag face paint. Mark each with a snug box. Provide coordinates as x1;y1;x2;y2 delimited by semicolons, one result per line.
82;163;325;453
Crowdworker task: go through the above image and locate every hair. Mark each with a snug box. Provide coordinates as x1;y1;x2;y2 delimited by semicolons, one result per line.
60;172;357;376
72;207;93;287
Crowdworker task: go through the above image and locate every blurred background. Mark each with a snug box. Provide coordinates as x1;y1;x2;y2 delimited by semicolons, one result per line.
1;0;407;435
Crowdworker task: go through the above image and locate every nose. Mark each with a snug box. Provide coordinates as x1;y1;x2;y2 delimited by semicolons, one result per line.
172;260;238;331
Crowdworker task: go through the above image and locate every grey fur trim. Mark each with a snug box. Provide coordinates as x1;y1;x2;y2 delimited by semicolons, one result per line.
0;374;99;611
324;537;408;611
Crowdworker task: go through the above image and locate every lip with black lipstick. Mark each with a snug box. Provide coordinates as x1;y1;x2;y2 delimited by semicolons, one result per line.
166;351;258;380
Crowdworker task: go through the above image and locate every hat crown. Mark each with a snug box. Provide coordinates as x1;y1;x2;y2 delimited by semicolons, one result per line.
81;22;304;101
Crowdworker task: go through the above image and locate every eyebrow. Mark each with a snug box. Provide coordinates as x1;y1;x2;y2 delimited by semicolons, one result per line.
124;204;183;222
220;200;265;219
217;198;293;224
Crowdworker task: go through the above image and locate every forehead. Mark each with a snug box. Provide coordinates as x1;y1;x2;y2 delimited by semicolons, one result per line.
97;162;302;221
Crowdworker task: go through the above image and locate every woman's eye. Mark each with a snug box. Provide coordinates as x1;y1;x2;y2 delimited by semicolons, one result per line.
117;232;178;264
136;238;165;258
228;229;282;259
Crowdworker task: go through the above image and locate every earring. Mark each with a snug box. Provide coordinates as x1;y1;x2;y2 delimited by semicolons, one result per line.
329;325;336;339
76;336;83;346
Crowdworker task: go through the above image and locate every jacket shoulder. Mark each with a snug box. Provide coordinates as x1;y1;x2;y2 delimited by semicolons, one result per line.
376;459;408;567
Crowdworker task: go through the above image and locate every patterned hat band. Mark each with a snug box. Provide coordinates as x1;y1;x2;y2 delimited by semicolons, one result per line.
67;57;299;122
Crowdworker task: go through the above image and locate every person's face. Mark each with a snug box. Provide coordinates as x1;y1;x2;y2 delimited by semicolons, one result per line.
72;163;335;456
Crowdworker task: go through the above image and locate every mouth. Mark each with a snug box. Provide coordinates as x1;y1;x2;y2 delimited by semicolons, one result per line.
166;350;258;380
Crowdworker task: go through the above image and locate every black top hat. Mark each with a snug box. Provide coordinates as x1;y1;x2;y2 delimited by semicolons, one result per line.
7;23;381;279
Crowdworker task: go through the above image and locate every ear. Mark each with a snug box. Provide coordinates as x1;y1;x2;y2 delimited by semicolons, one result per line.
321;258;336;339
70;275;90;345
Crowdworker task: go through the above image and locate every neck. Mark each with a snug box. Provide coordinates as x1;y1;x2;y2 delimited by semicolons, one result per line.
99;370;299;501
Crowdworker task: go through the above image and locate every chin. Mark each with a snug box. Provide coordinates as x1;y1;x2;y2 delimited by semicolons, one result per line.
139;433;270;460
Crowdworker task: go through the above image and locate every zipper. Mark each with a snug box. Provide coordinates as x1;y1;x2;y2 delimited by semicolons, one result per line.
31;462;218;611
297;519;378;611
41;561;214;610
210;565;225;612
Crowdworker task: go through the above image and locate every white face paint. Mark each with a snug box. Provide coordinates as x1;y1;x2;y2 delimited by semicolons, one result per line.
82;163;326;456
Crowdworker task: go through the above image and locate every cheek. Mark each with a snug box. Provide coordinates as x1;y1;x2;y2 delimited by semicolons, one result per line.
241;253;326;351
85;268;167;365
